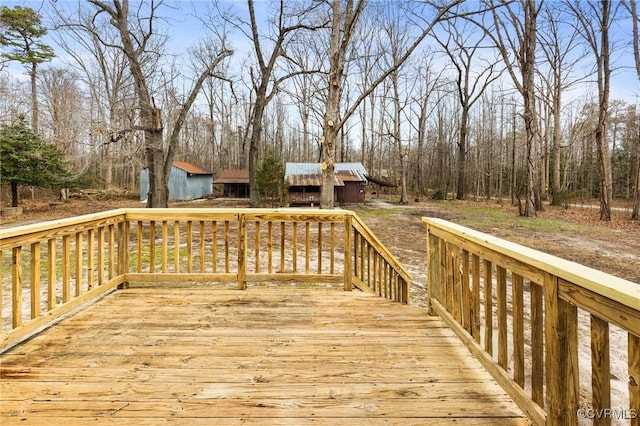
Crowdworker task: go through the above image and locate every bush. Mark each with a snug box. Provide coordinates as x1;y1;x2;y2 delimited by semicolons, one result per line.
431;189;446;200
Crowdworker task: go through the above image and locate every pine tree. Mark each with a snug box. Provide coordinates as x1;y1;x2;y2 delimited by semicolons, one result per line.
0;6;55;133
255;153;286;207
0;118;68;207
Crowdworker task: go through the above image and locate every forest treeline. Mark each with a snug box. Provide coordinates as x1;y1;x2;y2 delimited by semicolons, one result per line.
0;0;639;219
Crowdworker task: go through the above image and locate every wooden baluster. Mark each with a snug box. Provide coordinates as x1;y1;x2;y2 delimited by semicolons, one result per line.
512;273;524;388
630;333;639;426
268;221;274;273
496;266;507;369
174;221;180;273
238;214;246;290
48;239;57;307
30;243;40;319
530;282;544;405
162;221;168;273
591;315;611;426
461;250;470;333
12;247;22;328
317;222;322;274
352;230;358;280
62;235;71;303
330;222;335;274
87;230;95;290
108;224;115;279
211;221;217;273
255;221;261;273
373;251;379;295
471;254;481;341
426;231;439;315
305;222;310;273
199;221;205;273
343;215;352;291
483;259;493;356
448;244;457;323
224;221;230;273
118;221;129;286
186;221;193;273
136;221;143;273
359;234;365;283
280;222;285;273
149;221;156;274
75;233;83;296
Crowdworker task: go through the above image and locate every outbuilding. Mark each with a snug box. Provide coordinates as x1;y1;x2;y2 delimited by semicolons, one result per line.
139;161;213;201
285;162;368;205
213;169;250;198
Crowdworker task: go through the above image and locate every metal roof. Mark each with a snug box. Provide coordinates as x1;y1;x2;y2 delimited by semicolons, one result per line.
172;161;212;175
287;173;344;187
285;163;367;186
213;169;249;184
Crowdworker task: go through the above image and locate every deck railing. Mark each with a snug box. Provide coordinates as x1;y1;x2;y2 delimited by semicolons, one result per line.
423;217;640;425
0;208;410;350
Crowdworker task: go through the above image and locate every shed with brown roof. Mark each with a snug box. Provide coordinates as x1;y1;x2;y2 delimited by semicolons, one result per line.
213;169;250;198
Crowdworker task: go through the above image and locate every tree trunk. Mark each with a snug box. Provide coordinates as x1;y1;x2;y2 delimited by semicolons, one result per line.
550;78;562;205
321;0;350;209
145;129;168;208
456;107;468;200
249;95;266;206
597;0;613;221
30;62;38;133
10;181;19;207
522;0;537;217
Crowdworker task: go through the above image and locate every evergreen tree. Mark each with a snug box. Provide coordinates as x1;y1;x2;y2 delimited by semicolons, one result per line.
255;153;286;207
0;5;55;133
0;118;68;207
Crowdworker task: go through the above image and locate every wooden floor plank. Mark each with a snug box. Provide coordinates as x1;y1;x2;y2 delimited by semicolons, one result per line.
1;287;531;424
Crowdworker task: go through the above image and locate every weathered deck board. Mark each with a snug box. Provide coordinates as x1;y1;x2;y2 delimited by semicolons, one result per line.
1;287;531;424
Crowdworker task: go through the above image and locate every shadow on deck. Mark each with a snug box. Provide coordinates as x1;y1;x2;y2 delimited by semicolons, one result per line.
1;286;530;425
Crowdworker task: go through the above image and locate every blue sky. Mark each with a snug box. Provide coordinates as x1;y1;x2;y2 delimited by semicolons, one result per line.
2;0;639;106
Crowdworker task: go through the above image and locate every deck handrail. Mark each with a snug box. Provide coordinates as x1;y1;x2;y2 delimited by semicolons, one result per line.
0;208;411;351
423;217;640;425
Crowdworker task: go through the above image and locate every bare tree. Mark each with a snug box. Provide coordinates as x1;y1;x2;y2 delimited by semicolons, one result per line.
480;0;540;217
217;0;326;205
434;16;502;200
320;0;464;208
625;0;640;219
566;0;619;221
86;0;231;207
52;5;136;188
537;3;585;206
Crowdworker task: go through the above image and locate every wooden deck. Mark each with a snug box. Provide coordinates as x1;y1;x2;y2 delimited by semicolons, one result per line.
1;286;530;425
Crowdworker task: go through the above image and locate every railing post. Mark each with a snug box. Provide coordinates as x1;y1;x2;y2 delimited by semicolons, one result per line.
118;219;129;288
238;213;246;290
343;213;353;291
630;333;640;426
544;272;579;425
12;247;22;328
426;226;439;316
